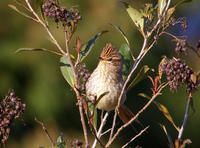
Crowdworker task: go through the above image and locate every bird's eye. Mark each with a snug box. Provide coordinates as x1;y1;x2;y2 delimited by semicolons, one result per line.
107;58;112;61
99;56;103;60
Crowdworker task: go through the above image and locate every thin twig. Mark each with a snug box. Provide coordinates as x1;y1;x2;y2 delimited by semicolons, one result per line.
35;117;55;147
147;0;171;38
106;82;169;147
109;110;117;140
78;101;90;148
101;128;112;137
121;126;150;148
64;26;90;147
25;0;65;55
178;93;192;140
92;112;109;148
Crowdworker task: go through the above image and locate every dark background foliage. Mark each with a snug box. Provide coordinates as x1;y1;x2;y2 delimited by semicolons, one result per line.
0;0;200;147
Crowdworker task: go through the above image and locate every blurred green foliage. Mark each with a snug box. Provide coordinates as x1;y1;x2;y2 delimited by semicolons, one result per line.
0;0;200;147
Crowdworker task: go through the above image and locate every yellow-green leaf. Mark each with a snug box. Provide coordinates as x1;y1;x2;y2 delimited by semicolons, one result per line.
94;91;109;109
8;4;37;22
165;7;175;23
60;56;74;88
122;2;144;36
110;23;130;47
158;0;167;17
15;48;48;53
156;103;179;131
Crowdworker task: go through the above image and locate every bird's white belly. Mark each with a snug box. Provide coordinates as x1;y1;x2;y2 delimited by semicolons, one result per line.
86;71;125;111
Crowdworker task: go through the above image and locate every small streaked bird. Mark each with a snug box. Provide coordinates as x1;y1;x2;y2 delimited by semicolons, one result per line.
86;43;136;123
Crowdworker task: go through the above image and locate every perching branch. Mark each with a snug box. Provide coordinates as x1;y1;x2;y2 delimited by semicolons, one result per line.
92;112;109;148
106;82;169;147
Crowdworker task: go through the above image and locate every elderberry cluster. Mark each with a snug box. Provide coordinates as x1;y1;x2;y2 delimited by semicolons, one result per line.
159;58;198;93
42;0;81;27
175;40;187;55
0;90;26;144
75;64;90;93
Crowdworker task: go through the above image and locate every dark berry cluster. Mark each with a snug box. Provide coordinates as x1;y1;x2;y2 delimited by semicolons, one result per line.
75;64;90;93
0;90;26;144
159;57;198;93
175;40;187;55
42;0;81;27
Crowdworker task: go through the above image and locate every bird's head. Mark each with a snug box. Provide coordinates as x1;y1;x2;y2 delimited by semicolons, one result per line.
99;43;122;68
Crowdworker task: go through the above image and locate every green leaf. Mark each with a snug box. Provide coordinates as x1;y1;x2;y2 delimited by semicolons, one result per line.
122;2;144;36
93;109;98;130
158;0;167;17
94;91;109;109
110;23;130;46
160;124;175;148
15;48;48;53
15;47;64;56
8;4;37;22
87;91;109;128
128;65;151;90
79;30;108;62
60;56;74;88
56;133;66;148
119;44;132;80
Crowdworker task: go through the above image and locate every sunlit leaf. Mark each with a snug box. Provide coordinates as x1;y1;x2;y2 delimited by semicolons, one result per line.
110;23;130;46
158;56;167;79
158;0;167;17
94;91;109;109
8;4;37;22
157;103;179;131
138;93;151;99
119;44;132;80
15;47;67;57
15;47;48;53
60;56;74;88
165;7;175;23
139;93;179;131
79;30;108;62
122;2;144;36
128;65;151;90
160;124;175;148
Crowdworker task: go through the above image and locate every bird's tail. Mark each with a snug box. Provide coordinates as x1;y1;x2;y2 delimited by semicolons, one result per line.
118;104;143;127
